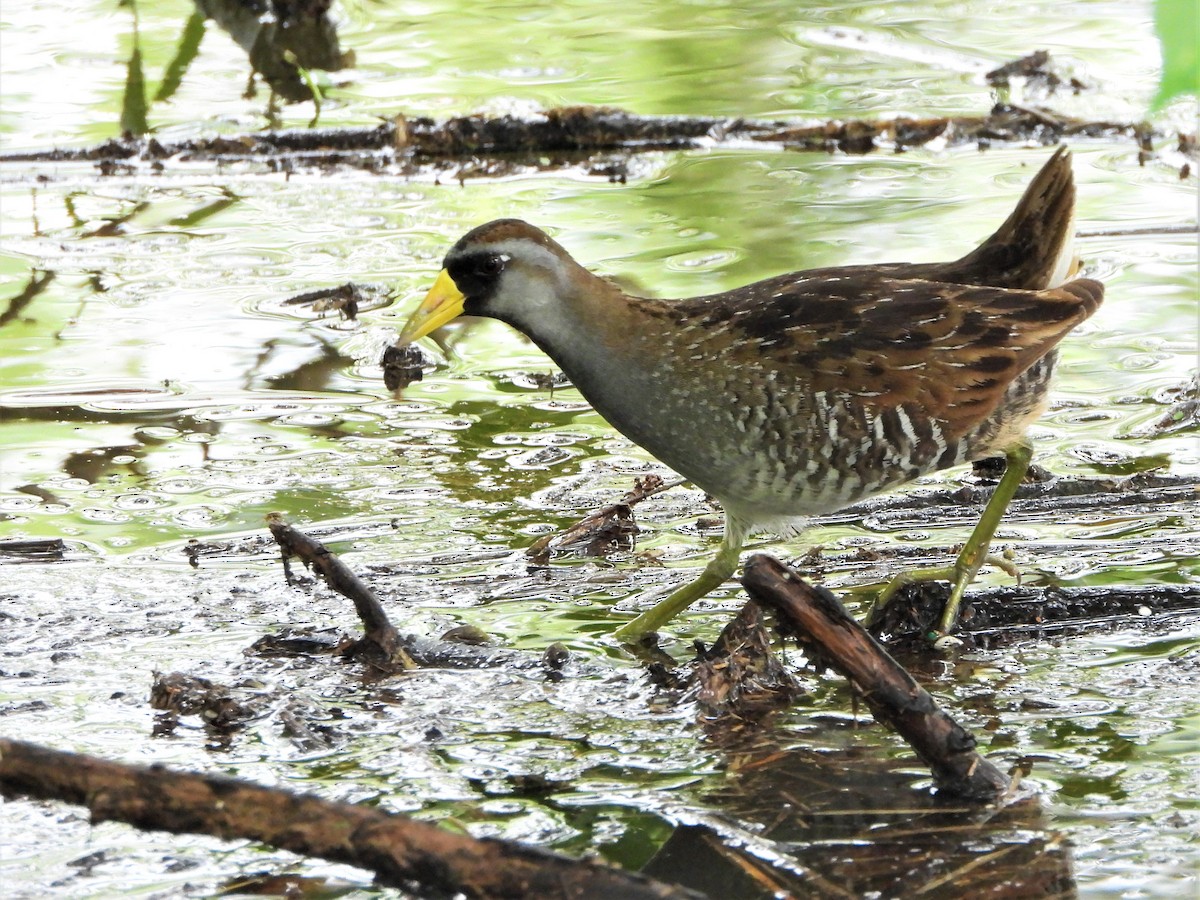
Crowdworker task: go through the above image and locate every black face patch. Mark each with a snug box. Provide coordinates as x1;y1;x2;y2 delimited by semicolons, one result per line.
446;251;508;309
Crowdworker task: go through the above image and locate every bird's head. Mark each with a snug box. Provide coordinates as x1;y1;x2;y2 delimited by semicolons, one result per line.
396;219;583;345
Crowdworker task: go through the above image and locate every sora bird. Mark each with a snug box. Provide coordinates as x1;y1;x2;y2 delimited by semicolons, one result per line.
396;148;1104;643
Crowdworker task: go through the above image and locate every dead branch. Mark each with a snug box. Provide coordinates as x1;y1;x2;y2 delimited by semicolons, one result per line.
266;514;411;671
740;554;1010;801
263;518;565;674
526;474;682;564
0;738;703;900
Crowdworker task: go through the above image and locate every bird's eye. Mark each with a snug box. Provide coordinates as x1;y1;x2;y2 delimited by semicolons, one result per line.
475;254;507;278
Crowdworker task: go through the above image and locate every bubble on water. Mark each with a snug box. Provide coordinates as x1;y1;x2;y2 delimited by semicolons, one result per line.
175;505;229;527
113;492;168;511
278;412;340;427
81;507;130;523
0;495;40;512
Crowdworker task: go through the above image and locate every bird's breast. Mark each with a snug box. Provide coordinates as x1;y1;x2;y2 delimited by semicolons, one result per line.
560;332;929;520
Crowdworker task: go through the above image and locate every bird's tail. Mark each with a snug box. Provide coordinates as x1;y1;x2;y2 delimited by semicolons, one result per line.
943;146;1079;290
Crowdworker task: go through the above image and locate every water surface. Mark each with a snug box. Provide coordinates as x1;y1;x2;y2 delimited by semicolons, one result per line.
1;1;1197;896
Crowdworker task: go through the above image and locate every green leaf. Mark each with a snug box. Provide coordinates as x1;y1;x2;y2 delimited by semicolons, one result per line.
154;10;207;103
119;0;148;135
1152;0;1200;110
120;43;149;135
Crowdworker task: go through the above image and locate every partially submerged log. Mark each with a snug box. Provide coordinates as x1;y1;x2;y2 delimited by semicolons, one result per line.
741;554;1011;801
0;537;67;563
1;103;1142;178
0;738;703;900
868;580;1200;646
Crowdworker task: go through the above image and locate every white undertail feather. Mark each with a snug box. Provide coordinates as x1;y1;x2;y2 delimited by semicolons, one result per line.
1047;204;1078;288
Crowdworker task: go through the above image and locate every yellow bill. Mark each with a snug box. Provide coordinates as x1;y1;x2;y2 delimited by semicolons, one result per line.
396;269;465;345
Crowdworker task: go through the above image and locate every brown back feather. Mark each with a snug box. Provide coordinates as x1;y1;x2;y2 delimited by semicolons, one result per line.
678;274;1103;440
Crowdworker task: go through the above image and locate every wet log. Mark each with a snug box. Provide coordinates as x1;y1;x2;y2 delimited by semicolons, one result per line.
867;579;1200;646
741;554;1010;801
0;537;67;563
0;738;702;900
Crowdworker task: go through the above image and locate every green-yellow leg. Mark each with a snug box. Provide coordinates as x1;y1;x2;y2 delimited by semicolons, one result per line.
865;443;1033;636
614;516;749;643
937;443;1032;634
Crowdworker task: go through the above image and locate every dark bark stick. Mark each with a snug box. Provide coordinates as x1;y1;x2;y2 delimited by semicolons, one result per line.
259;519;558;673
266;514;410;669
0;738;703;900
741;554;1009;801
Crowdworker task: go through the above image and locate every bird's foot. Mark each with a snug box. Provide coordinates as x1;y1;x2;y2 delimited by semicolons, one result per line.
862;553;1020;640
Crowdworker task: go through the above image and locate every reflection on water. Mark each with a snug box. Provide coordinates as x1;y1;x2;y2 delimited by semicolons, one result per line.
1;0;1197;896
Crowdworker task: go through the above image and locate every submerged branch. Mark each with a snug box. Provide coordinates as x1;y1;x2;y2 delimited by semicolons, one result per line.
0;269;55;328
263;517;559;673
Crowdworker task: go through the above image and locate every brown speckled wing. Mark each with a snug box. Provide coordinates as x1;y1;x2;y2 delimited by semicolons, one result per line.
673;273;1103;440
